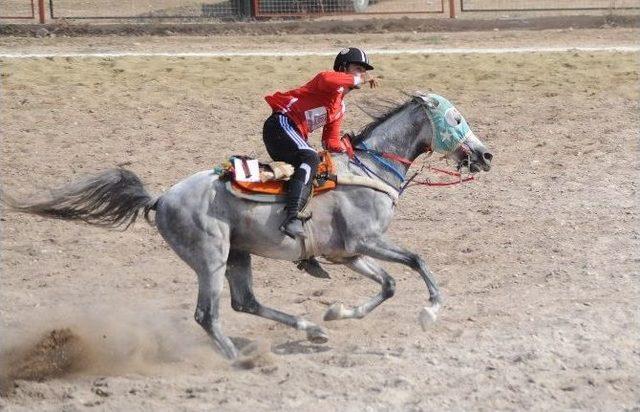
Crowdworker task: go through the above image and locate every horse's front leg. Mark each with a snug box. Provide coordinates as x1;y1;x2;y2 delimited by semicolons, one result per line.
323;256;395;321
356;237;442;328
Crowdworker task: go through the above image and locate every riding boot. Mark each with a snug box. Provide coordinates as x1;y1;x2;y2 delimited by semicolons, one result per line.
280;179;311;239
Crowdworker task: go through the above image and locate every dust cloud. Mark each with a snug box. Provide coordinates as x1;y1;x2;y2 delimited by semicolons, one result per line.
0;305;230;393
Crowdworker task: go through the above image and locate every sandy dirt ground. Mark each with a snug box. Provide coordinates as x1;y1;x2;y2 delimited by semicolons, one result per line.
0;28;640;54
1;28;638;410
3;27;639;54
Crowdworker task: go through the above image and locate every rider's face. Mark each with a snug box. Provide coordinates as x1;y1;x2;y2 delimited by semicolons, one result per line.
346;63;367;75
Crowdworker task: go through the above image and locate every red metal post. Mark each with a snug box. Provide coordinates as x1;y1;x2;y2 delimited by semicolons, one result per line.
449;0;456;18
38;0;45;23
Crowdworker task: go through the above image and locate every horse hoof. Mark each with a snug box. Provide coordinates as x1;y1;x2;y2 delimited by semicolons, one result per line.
307;327;329;344
418;304;439;331
220;344;239;360
323;303;346;321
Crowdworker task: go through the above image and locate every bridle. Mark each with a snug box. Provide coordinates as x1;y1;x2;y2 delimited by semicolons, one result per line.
351;97;475;194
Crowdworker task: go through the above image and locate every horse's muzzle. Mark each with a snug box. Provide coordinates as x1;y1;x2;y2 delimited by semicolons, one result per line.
478;150;492;172
458;149;492;173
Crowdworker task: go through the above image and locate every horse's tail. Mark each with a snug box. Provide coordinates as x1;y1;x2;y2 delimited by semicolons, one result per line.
0;168;159;229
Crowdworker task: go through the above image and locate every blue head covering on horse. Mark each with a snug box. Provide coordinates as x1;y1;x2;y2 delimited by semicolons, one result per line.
417;93;474;154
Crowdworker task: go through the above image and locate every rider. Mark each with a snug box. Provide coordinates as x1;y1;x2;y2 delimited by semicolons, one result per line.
263;47;379;239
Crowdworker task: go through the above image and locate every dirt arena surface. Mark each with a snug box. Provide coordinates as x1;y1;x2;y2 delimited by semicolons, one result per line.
2;27;639;54
1;28;638;410
2;14;639;37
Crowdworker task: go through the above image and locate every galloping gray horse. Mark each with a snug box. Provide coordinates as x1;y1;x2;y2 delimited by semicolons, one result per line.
2;93;492;359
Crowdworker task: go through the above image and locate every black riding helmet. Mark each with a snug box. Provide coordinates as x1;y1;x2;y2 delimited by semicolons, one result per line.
333;47;374;72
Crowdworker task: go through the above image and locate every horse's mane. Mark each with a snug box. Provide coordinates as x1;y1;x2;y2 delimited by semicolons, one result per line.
352;98;416;144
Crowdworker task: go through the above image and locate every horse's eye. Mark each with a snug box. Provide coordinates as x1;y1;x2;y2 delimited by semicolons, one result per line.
445;108;462;127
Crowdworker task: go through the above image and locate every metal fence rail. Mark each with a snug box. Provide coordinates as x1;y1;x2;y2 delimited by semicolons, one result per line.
48;0;239;19
2;0;638;23
253;0;445;18
460;0;640;12
45;0;445;19
0;0;35;19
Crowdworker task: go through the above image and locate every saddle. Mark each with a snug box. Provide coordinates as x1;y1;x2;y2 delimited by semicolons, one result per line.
221;151;337;202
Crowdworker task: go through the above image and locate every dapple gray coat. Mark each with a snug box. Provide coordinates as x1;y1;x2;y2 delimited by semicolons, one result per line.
1;95;492;359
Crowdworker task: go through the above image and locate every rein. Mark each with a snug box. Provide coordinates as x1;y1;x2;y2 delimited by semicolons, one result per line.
353;142;408;182
400;165;474;194
353;143;473;195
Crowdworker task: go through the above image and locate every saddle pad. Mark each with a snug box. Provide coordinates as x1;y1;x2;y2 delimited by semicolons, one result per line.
231;178;336;197
229;151;337;197
225;181;287;203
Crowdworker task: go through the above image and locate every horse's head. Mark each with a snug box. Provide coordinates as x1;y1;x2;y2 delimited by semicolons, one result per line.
414;93;493;173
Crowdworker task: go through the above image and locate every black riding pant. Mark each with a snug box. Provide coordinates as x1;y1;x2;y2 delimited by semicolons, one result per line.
263;113;320;187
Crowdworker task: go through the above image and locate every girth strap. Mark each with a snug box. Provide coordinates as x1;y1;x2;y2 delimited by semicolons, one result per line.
300;222;317;260
333;173;399;203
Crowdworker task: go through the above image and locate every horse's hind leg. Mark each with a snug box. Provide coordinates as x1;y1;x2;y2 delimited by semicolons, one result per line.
155;204;238;359
324;256;395;321
165;240;238;359
226;249;329;344
194;257;238;359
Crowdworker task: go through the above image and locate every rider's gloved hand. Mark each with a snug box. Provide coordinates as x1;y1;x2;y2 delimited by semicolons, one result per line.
323;138;346;153
351;73;379;90
364;72;379;89
341;134;355;158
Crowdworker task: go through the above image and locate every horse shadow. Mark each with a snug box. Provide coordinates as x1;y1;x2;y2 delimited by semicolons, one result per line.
230;337;331;356
272;340;332;355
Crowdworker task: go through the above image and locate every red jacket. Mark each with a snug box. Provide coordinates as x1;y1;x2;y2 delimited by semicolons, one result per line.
265;71;362;148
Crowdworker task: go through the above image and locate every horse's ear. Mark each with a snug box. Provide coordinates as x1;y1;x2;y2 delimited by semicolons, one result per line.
414;92;438;110
414;90;428;99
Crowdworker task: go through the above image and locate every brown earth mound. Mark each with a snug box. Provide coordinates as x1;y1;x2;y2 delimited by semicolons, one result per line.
0;328;89;394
